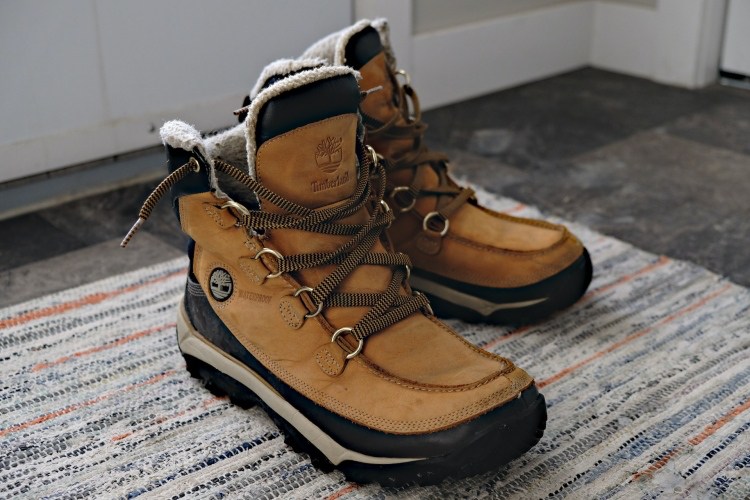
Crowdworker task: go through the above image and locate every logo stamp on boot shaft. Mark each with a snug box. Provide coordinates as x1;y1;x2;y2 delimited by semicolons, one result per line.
315;136;343;173
311;171;350;193
209;268;233;301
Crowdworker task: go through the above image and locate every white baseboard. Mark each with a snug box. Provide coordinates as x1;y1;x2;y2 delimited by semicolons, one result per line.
0;93;243;183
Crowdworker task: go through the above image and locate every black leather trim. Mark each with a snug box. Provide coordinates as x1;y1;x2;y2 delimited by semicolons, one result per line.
345;26;383;70
166;146;212;221
412;250;591;304
236;95;251;123
182;275;537;458
256;75;361;146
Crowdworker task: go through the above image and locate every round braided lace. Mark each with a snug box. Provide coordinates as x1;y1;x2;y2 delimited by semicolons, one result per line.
124;140;432;352
362;76;476;223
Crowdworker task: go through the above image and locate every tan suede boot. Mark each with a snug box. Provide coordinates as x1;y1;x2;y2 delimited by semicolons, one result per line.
303;20;593;325
124;64;546;486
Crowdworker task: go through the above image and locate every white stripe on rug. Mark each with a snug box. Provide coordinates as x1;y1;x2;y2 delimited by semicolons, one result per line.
1;190;748;500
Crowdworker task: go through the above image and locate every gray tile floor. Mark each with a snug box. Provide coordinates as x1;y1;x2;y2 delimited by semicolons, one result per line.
1;68;748;308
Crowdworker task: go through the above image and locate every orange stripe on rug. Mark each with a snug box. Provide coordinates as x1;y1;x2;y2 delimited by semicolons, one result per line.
582;255;670;301
688;397;750;446
483;256;670;352
0;268;186;330
483;325;531;351
504;203;527;214
325;484;360;500
631;448;681;481
0;370;176;438
112;396;225;443
538;283;732;388
630;396;750;481
31;323;176;372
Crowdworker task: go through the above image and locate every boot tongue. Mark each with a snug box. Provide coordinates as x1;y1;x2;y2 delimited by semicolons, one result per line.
254;74;361;211
348;27;440;189
347;27;398;128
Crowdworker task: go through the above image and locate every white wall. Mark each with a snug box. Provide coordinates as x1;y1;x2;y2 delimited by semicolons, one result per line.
359;0;727;110
0;0;352;183
1;0;729;183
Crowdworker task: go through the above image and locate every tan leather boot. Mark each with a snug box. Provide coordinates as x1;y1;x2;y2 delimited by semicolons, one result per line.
303;20;593;325
124;64;545;486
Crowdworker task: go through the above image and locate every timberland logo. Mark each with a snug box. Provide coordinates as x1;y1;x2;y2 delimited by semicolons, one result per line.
311;171;350;193
209;268;233;302
315;136;343;173
238;290;272;303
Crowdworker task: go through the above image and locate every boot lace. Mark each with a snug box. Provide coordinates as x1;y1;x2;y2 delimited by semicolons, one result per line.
122;140;432;358
362;71;476;232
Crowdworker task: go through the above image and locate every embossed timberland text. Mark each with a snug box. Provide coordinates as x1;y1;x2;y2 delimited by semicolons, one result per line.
311;171;350;192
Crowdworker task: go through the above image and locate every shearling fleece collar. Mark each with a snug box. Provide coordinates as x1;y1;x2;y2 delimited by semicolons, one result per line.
159;64;359;198
301;18;396;70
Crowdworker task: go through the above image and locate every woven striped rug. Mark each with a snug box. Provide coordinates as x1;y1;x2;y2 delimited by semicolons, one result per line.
1;190;748;499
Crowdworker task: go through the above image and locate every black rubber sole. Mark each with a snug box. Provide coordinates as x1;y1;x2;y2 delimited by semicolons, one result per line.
416;249;593;325
182;352;546;487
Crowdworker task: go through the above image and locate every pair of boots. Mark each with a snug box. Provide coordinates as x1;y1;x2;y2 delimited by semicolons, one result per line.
124;20;592;486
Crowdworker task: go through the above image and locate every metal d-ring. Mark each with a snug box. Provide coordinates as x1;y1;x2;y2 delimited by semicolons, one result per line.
366;145;383;165
331;327;364;360
254;247;284;279
221;199;251;217
390;186;416;213
293;286;323;318
395;69;411;86
413;290;434;316
422;211;450;237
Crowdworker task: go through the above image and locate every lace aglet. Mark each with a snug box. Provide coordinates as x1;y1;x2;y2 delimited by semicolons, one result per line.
360;85;383;100
121;217;145;248
233;106;249;116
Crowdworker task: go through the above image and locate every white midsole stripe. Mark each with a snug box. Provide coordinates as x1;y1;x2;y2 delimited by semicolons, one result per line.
176;301;424;466
410;275;547;316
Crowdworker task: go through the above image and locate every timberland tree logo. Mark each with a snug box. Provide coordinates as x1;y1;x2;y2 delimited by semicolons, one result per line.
209;268;233;302
315;136;343;173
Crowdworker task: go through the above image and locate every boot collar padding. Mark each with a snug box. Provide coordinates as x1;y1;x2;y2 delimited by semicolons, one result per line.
160;65;360;198
241;65;358;179
249;58;327;99
302;18;395;70
159;120;228;199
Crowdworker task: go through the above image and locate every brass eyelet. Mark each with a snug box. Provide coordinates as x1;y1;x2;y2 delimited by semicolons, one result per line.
293;286;323;318
188;157;201;172
422;211;449;237
390;186;416;213
331;327;364;359
404;264;411;282
379;199;391;213
254;247;284;279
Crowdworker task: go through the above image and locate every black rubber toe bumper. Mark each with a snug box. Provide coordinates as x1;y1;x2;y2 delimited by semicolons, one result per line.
411;248;593;325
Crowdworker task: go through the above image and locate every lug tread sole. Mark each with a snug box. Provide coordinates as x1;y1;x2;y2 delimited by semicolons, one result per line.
182;352;546;487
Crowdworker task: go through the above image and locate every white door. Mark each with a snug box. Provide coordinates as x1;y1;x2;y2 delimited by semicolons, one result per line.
355;0;728;110
721;0;750;76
